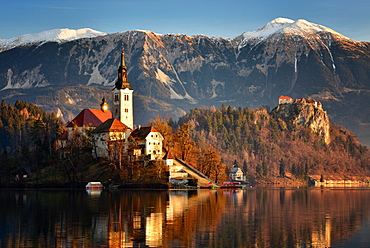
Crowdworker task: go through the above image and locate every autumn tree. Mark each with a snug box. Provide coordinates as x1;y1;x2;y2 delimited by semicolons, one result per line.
174;122;195;161
148;115;174;149
198;145;226;183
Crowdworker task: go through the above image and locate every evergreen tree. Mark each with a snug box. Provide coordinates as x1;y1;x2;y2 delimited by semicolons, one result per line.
0;100;63;182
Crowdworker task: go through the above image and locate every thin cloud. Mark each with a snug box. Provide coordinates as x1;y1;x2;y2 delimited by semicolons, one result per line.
39;5;97;10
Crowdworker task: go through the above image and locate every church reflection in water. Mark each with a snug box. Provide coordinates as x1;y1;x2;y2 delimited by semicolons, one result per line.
89;190;218;247
2;188;370;247
83;188;370;247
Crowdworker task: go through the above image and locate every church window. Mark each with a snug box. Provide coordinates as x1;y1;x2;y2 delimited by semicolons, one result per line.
125;108;129;113
114;94;119;102
124;95;129;101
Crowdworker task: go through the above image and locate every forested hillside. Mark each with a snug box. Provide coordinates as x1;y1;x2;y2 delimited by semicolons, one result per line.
0;100;63;183
1;100;369;186
175;105;370;181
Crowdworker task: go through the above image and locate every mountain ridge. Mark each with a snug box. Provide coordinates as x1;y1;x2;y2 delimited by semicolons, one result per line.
0;18;370;145
0;18;357;54
0;28;107;52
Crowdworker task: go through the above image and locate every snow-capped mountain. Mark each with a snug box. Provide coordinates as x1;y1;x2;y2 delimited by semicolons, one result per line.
0;18;370;145
0;28;107;52
238;18;347;45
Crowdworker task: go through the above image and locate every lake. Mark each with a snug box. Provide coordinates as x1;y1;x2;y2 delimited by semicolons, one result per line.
1;187;370;247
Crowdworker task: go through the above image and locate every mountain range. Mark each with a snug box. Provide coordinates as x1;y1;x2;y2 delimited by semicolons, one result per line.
0;18;370;145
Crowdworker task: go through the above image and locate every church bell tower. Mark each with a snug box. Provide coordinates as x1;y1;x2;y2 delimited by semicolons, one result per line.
112;47;134;129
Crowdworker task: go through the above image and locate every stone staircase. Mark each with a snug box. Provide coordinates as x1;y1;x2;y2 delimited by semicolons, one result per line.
173;157;219;188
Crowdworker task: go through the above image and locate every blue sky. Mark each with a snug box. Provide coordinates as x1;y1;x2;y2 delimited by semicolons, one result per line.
1;0;370;41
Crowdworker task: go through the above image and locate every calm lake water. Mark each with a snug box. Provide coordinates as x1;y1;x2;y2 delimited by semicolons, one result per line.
1;187;370;248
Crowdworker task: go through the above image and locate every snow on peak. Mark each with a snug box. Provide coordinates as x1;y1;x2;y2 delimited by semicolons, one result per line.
0;28;107;52
240;18;345;45
280;19;343;37
270;17;295;24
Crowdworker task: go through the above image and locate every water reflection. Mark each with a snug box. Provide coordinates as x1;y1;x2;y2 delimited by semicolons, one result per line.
1;188;370;247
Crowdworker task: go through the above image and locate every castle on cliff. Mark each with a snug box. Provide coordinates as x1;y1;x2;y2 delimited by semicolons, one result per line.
274;95;330;144
278;96;322;109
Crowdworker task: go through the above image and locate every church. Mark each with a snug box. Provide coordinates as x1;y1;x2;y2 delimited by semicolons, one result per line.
59;48;164;161
56;47;221;188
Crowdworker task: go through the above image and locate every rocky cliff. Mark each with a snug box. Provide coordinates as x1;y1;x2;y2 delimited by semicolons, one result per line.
271;100;330;144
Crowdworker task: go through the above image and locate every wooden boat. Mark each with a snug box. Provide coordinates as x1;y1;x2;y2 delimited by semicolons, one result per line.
86;182;103;189
221;182;244;188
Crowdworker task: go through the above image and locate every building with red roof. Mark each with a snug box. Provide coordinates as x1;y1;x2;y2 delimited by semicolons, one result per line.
59;50;165;162
279;96;323;109
64;98;112;140
129;126;164;160
93;118;131;158
278;96;294;105
66;108;112;128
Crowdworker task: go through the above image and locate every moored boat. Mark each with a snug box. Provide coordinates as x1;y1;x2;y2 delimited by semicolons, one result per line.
86;182;103;189
221;181;244;188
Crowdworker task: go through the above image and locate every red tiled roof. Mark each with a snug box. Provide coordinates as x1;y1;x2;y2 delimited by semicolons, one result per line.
66;109;112;127
278;96;293;100
93;118;130;133
130;126;159;140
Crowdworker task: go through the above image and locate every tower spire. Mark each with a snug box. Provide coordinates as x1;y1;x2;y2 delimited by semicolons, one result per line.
112;44;134;129
115;45;130;89
121;45;126;68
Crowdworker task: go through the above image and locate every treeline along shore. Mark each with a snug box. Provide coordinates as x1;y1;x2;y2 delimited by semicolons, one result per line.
1;100;370;187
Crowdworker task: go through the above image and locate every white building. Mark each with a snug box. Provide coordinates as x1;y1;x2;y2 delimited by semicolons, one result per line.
112;48;134;129
229;165;246;181
93;118;131;158
57;98;112;155
278;95;294;105
59;47;164;162
129;126;164;160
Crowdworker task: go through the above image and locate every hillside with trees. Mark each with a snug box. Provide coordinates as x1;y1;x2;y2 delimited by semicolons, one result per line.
173;105;370;183
0;100;63;184
1;100;369;186
0;100;229;186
